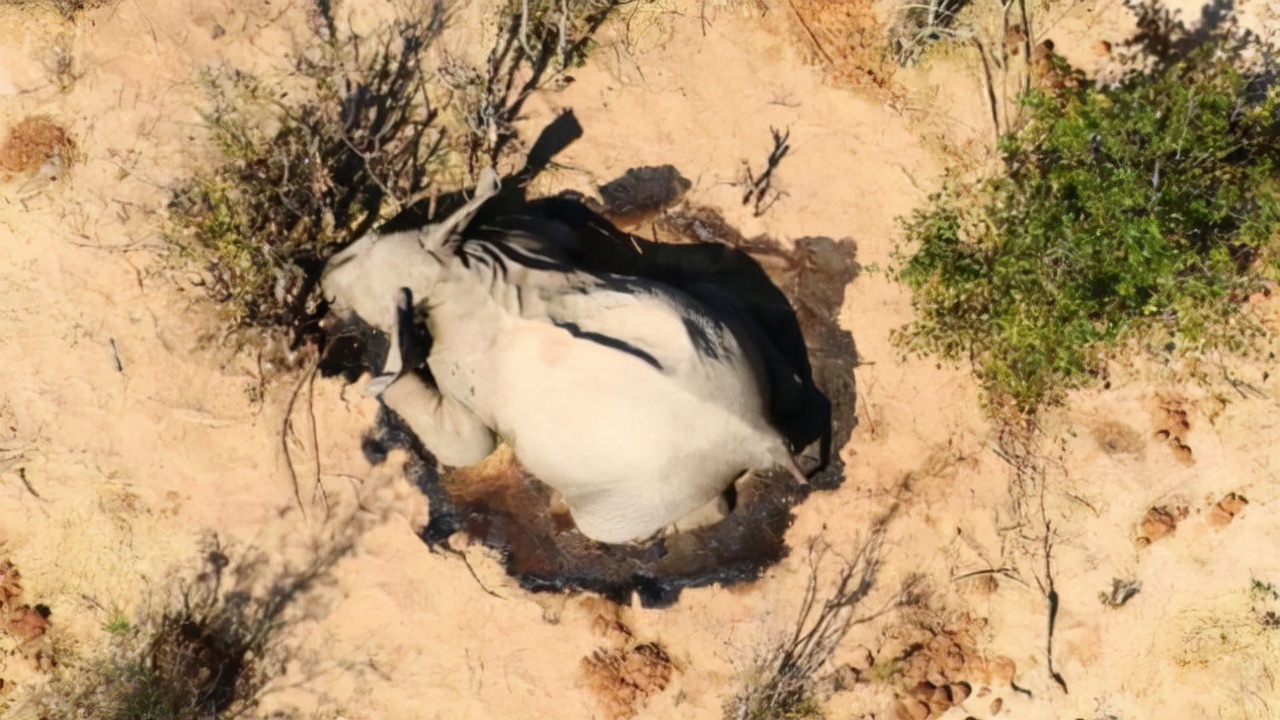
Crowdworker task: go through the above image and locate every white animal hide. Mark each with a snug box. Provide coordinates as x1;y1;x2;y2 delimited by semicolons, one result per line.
322;172;803;544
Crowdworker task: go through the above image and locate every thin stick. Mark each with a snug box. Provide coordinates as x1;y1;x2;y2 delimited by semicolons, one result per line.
1018;0;1033;97
18;468;45;502
304;361;329;518
1038;468;1068;694
973;37;1004;142
787;0;834;66
282;360;319;519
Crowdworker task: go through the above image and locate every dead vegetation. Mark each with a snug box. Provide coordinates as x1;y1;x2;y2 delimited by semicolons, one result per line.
887;0;972;65
442;0;624;172
0;558;55;695
580;596;679;719
167;3;450;341
740;126;790;218
21;527;356;720
582;643;677;720
726;530;896;720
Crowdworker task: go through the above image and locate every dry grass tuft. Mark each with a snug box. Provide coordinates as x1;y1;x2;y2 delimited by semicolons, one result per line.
1089;420;1144;457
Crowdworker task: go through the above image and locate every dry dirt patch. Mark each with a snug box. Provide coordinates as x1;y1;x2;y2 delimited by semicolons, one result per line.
0;115;74;182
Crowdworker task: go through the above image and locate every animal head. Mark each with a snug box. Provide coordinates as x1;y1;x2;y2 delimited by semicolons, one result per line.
320;168;502;329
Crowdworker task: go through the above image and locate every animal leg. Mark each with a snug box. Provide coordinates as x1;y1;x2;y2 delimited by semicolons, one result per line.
377;287;496;467
666;492;731;535
381;376;497;467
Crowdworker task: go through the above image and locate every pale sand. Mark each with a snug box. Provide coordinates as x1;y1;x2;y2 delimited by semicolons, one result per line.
1;0;1278;718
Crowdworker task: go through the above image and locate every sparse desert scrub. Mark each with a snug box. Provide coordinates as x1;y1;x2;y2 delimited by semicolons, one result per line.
726;531;909;720
22;531;353;720
894;0;1280;414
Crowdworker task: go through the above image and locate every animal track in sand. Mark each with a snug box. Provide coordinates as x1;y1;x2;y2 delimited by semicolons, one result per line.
1150;395;1194;465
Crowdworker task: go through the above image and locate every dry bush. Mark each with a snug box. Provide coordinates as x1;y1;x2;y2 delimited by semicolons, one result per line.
727;530;894;720
167;2;451;344
0;0;112;18
887;0;972;65
25;530;354;720
441;0;624;172
168;0;629;353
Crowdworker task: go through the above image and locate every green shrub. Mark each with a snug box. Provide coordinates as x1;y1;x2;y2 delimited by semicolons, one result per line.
895;20;1280;413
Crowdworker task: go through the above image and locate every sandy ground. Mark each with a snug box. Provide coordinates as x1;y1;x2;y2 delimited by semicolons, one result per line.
1;0;1279;718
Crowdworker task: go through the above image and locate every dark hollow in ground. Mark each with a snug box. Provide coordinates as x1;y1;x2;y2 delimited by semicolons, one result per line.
322;168;859;607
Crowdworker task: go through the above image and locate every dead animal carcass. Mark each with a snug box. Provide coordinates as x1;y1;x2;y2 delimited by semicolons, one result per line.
321;170;809;544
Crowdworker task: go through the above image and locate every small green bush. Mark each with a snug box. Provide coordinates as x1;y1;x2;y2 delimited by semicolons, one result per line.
895;19;1280;413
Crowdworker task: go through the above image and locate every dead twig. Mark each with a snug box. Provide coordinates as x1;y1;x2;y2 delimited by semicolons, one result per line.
727;528;889;720
950;566;1026;585
741;126;791;217
440;545;506;600
282;355;320;519
18;468;45;502
787;0;834;66
108;338;124;373
304;357;329;518
1043;521;1068;694
973;37;1004;142
1017;0;1033;95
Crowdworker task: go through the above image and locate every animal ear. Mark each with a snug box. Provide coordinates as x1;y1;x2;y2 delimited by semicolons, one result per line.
419;167;502;249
